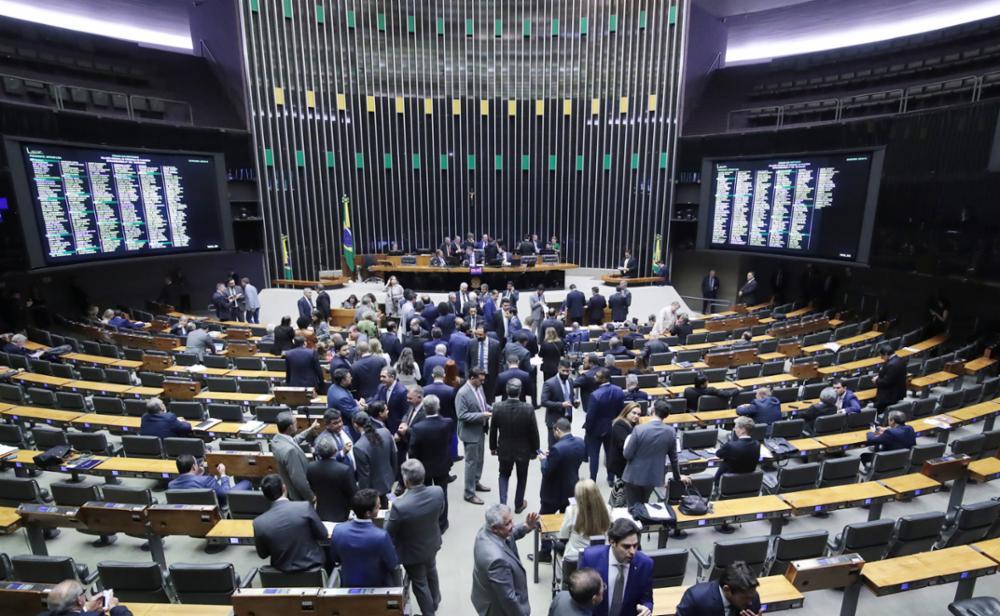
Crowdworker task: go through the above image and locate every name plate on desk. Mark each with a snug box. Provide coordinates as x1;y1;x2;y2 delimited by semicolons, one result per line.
227;341;258;357
318;588;405;615
789;362;820;380
15;504;81;528
142;354;174;371
273;387;314;407
0;581;53;614
77;501;148;535
785;553;864;591
147;504;221;537
921;454;971;483
233;588;322;616
162;379;202;400
207;451;277;478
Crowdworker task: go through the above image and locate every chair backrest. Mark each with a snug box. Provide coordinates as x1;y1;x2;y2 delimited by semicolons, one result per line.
907;442;946;472
0;477;45;507
709;536;770;580
663;399;687;415
681;429;719;450
163;437;206;459
11;555;81;584
97;561;171;602
950;434;985;457
123;399;148;417
104;368;132;385
234;357;264;370
206;376;239;393
801;382;826;400
938;390;964;412
264;358;287;372
669;371;697;386
258;565;327;587
239;379;271;394
762;361;785;376
203;355;231;369
635;374;660;389
55;391;86;411
0;383;25;404
886;511;947;558
0;424;26;448
32;427;69;449
837;520;895;561
165;488;219;508
645;548;688;588
228;490;270;519
867;449;911;480
139;372;165;388
255;405;291;423
962;385;984;407
770;419;804;439
910;398;936;418
174;353;198;367
219;439;263;453
845;409;877;429
666;476;715;505
735;364;762;380
81;340;101;355
979;430;1000;459
169;401;205;421
696;395;727;412
647;352;673;366
168;562;238;605
732;390;755;407
28;358;52;376
50;363;76;379
26;387;56;407
101;485;155;505
208;403;245;421
66;432;113;456
982;376;1000;400
772;387;798;403
50;481;102;507
121;435;164;459
78;366;105;382
939;500;1000;548
718;471;764;500
92;396;125;415
775;463;820;493
819;457;861;487
99;344;120;359
768;530;828;576
812;413;846;436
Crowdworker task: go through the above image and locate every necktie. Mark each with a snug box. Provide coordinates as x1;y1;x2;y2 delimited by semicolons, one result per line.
479;341;487;369
474;386;486;413
561;378;571;402
610;563;626;616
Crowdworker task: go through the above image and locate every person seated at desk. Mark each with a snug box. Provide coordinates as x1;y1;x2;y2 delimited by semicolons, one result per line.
253;474;328;573
683;375;727;412
40;579;133;616
736;387;781;426
103;308;144;330
430;249;448;267
623;374;650;403
732;330;755;349
558;479;611;563
463;246;481;267
860;410;916;467
676;561;761;616
168;316;189;337
183;322;216;360
329;488;399;587
799;387;838;435
2;332;70;360
168;454;252;507
140;398;192;439
832;378;862;414
549;567;603;616
670;313;694;345
578;519;654;616
715;417;760;483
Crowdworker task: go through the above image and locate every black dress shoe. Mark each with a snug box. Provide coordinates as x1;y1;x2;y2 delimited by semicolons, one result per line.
515;500;528;514
475;483;492;492
465;495;485;505
455;455;465;461
448;474;457;483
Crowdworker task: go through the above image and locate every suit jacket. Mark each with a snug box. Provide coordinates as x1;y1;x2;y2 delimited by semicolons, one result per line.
395;403;427;461
838;389;862;414
211;290;230;320
353;427;398;494
371;380;409;433
402;331;429;365
586;295;607;323
578;545;653;616
866;424;917;451
738;278;758;305
423;381;458;424
434;313;457;337
541;434;586;508
701;275;720;297
876;355;907;407
329;519;399;587
329;355;352;375
736;396;782;424
449;332;473;374
683;386;726;412
540;317;566;339
385;484;445;565
253;499;327;572
315;291;331;319
306;458;357;522
489;398;540;460
574;368;600;413
271;433;314;501
471;524;532;616
542;375;576;427
799;400;838;434
585;383;625;438
640;338;671;366
285;346;323;389
467;337;502;401
379;333;403;364
297;296;314;320
716;436;760;478
457;382;491;443
504;342;532;373
675;580;761;616
140;412;192;440
671;322;694;345
563;290;587;321
409;415;454;478
422;354;450;384
351;355;387;400
529;293;546;322
608;292;630;322
548;591;593;616
272;325;295;353
327;384;360;424
168;472;237;506
496;367;531;402
185;329;215;358
622;418;681;487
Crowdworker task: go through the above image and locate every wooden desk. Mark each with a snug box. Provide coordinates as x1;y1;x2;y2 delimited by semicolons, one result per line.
3;406;83;427
878;472;942;498
780;481;894;519
962;356;998;376
896;334;948;358
969;457;1000;483
946;400;1000;428
801;330;882;355
126;386;164;398
65;380;133;395
652;575;805;615
673;495;790;531
94;457;178;480
860;544;997;597
227;369;286;379
666;381;737;397
195;391;274;405
69;413;142;433
199;421;278;439
10;373;72;388
166;366;231;377
909;370;959;393
734;374;798;389
971;537;1000;563
817;357;882;376
62;352;122;366
815;430;870;452
651;362;709;373
0;506;22;534
129;603;233;616
638;413;701;428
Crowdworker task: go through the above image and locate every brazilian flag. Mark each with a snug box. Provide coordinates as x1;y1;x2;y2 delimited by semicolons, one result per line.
342;195;355;272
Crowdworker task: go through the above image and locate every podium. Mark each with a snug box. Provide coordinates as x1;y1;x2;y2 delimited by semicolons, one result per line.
147;504;221;537
162;379;202;400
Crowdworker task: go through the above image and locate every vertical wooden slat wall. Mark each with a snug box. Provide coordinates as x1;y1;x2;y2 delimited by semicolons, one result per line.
239;0;686;281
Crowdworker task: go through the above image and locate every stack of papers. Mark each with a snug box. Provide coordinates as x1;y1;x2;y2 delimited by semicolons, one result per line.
196;418;223;431
0;445;19;459
239;420;265;434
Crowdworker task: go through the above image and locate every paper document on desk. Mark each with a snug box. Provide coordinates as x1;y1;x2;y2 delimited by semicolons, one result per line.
239;420;266;434
0;445;18;459
196;418;223;431
611;507;642;530
925;415;954;430
187;364;207;372
824;342;841;352
902;346;919;353
642;503;674;521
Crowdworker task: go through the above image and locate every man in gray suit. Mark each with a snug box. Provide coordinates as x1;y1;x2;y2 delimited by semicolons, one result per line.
458;367;493;504
471;503;540;616
252;474;328;573
271;412;314;502
385;459;446;616
529;285;547;340
622;399;691;506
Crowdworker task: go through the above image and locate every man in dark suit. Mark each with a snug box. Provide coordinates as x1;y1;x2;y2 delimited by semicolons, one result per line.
676;561;761;616
402;318;429;365
285;336;324;391
140;398;192;439
578;519;654;616
833;379;862;414
329;488;399;586
518;234;536;255
736;387;782;426
609;282;632;323
670;314;694;345
496;356;531;403
587;287;607;325
306;438;357;522
168;454;251;508
379;321;403;364
874;343;907;413
861;410;916;466
585;370;625;483
420;297;440;324
563;284;587;323
385;459;446;616
715;417;760;483
423;342;450;384
504;333;533;373
737;271;758;306
484;237;500;264
683;375;728;412
538;418;586;561
640;332;671;367
618;250;638;278
253;474;328;573
467;326;502;402
799;387;839;435
540;308;566;339
701;269;720;314
434;302;457;337
448;321;473;376
297;288;315;321
574;354;602;415
315;284;331;320
502;281;520;306
622;400;689;506
408;394;454;531
422;327;451;362
370;367;409;434
210;282;230;320
351;341;387;399
489;379;540;514
329;341;353;375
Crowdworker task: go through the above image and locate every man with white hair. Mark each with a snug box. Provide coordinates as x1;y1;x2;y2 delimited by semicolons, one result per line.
39;579;132;616
471;503;540;616
652;301;681;336
297;287;314;321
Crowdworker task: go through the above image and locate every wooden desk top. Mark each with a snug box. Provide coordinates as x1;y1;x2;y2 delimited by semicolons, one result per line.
969;457;1000;483
63;352;120;366
127;386;163;397
816;430;869;449
226;369;285;379
0;506;21;533
817;357;882;376
972;537;1000;563
652;362;709;373
3;406;83;423
964;356;997;374
129;603;232;616
206;518;254;539
673;495;790;526
861;545;996;592
638;413;700;427
801;330;882;354
652;575;804;616
98;458;177;476
757;352;787;361
878;472;941;495
784;437;826;453
539;513;563;534
909;371;959;389
195;392;274;403
21;340;48;351
0;403;10;413
896;335;948;357
11;372;72;387
734;373;797;389
779;481;894;513
66;380;133;394
166;366;231;377
642;387;671;397
947;401;1000;423
910;415;960;434
203;422;278;437
70;413;141;430
371;262;575;273
666;381;737;396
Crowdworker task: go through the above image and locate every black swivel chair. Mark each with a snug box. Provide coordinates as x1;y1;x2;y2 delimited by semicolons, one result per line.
11;554;98;587
644;548;688;588
692;536;769;581
827;519;895;562
97;561;173;602
885;511;947;558
767;530;828;576
169;562;255;604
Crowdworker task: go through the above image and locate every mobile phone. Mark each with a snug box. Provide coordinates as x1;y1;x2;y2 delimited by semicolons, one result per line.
102;589;113;608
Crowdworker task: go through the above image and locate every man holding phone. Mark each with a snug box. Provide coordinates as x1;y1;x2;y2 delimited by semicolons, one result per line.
40;579;131;615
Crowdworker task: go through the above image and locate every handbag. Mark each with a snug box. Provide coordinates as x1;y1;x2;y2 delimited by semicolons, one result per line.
33;445;72;469
608;479;627;508
678;484;712;516
764;437;799;457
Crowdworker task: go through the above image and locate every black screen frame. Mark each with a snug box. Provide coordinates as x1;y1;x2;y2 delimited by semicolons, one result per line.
5;136;234;270
696;148;884;265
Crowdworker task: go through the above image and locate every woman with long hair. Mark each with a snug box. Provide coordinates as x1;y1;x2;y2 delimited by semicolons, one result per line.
539;327;565;381
394;346;421;388
608;402;642;482
558;478;612;561
351;408;397;508
368;338;392;367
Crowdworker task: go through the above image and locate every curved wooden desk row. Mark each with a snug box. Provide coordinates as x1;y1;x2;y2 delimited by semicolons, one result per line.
7;370;162;399
600;273;665;287
270;276;350;289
